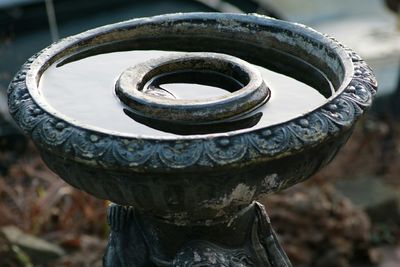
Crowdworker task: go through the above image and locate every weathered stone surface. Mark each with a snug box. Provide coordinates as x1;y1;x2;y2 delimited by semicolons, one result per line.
335;177;400;223
6;12;377;266
0;226;65;264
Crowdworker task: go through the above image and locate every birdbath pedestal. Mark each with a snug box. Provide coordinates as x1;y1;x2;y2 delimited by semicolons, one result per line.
8;13;377;266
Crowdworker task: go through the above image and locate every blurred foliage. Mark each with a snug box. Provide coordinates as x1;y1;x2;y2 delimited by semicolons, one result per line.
0;115;398;266
261;182;371;267
0;143;107;266
0;1;400;266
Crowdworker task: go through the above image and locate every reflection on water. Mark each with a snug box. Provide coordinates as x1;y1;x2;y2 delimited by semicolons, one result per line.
39;50;329;136
144;70;244;100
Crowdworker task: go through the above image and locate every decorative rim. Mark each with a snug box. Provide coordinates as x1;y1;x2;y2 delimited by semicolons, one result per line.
115;52;270;123
7;13;377;171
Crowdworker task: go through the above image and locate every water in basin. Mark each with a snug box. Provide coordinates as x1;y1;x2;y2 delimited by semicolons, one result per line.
38;50;332;136
144;70;244;100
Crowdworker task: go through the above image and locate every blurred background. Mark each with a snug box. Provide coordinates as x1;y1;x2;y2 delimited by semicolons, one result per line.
0;0;399;266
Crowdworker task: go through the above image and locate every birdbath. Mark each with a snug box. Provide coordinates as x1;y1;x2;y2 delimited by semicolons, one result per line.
8;13;377;266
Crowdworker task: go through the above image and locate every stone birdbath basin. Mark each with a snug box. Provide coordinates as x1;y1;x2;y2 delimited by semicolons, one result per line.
8;13;377;266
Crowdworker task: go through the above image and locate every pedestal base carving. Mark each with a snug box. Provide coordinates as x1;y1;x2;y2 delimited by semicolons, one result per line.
103;202;292;267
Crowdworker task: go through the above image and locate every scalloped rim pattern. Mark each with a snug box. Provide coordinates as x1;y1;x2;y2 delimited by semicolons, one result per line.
7;13;377;171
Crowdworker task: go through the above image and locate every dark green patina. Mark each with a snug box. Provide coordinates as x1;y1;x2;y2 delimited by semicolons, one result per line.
8;13;377;266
